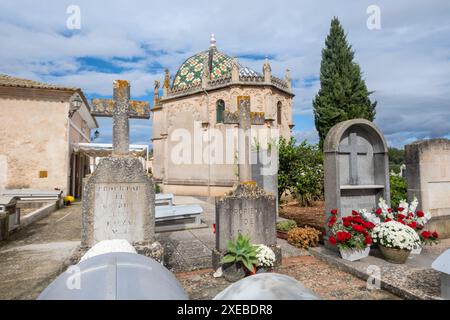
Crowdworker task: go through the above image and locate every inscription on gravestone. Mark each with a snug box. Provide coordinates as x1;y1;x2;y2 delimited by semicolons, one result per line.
93;183;147;243
228;207;272;241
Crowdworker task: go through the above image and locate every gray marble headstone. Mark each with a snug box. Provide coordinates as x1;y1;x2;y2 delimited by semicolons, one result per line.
324;119;390;220
213;183;280;269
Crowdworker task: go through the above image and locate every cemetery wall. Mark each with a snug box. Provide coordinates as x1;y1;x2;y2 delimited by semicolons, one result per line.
406;139;450;237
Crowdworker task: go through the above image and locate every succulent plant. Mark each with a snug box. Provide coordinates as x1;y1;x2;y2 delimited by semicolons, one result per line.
221;233;259;272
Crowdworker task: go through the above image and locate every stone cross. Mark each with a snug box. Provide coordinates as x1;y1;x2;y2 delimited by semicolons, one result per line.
339;132;368;185
91;80;150;155
223;96;265;182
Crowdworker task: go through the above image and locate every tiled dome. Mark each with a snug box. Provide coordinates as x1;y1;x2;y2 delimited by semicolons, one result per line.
172;43;259;90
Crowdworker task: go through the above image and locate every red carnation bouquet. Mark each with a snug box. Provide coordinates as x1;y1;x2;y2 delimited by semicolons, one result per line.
419;230;439;246
327;209;374;251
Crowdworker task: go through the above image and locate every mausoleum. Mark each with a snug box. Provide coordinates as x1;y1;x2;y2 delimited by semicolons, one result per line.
151;35;294;196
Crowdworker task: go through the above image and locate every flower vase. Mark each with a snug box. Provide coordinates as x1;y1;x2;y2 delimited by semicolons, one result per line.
276;231;288;240
222;263;246;282
379;245;411;264
411;244;422;255
339;247;370;262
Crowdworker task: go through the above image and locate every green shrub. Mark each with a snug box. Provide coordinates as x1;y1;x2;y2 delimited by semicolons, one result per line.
154;184;161;194
278;137;324;206
390;175;407;209
276;220;297;232
221;233;259;272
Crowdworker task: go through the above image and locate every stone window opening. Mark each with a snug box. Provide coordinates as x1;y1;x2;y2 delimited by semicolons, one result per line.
216;99;225;124
277;101;282;125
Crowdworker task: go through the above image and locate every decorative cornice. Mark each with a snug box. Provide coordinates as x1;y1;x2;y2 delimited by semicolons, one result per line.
160;75;293;102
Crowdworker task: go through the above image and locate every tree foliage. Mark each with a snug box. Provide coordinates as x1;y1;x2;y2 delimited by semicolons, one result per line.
313;17;377;148
388;147;405;173
278;137;324;206
390;175;407;209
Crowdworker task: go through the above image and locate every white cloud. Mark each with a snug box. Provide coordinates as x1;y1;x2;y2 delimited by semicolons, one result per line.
0;0;449;148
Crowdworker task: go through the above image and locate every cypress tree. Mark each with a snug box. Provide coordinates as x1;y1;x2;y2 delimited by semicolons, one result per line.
313;17;377;148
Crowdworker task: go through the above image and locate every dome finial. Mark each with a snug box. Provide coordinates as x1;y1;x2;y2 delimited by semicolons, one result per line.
210;33;216;48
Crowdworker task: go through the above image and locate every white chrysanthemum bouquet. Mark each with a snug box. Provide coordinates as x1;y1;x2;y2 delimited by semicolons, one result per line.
359;197;439;247
254;244;276;268
372;221;421;250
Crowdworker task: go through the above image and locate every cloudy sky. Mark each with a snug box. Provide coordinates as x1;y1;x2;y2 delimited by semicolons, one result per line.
1;0;449;148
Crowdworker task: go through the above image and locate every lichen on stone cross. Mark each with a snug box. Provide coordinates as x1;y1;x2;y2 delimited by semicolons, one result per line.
223;96;265;183
91;80;150;156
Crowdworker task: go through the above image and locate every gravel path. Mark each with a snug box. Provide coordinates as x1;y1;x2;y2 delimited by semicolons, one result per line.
176;256;400;300
0;203;81;300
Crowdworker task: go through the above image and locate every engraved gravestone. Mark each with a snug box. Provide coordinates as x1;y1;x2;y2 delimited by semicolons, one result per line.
213;182;280;269
324;119;390;221
213;97;280;269
82;80;162;259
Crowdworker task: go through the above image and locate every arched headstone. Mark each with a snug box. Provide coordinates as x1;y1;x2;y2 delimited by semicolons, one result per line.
324;119;390;219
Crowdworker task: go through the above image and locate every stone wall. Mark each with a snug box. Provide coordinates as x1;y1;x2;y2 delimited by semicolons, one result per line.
406;139;450;237
0;87;91;194
406;139;450;216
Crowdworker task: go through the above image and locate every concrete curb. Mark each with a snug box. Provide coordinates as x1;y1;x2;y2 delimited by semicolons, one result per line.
309;246;441;300
20;201;58;228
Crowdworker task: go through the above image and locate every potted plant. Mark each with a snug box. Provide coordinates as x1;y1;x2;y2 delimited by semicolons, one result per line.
360;197;438;254
221;233;259;282
371;221;421;264
276;220;297;240
254;244;276;273
327;209;374;261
